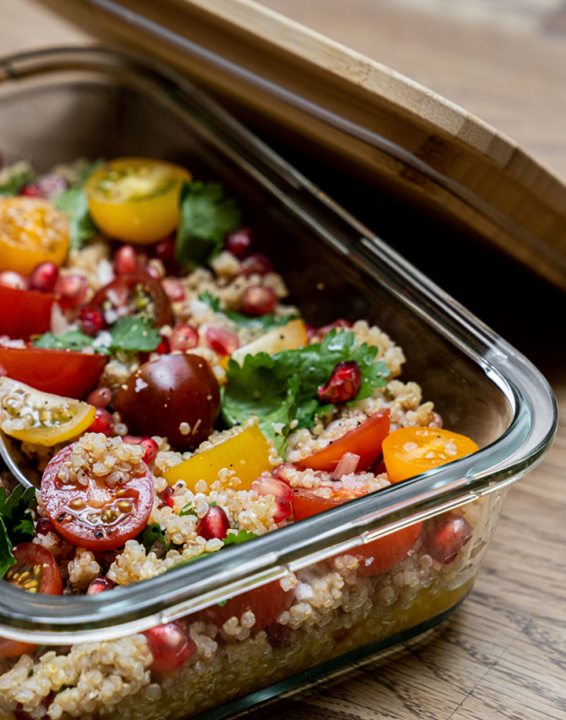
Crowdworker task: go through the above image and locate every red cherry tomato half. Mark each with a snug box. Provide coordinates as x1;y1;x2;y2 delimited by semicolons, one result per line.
193;580;294;633
0;286;57;339
90;270;173;328
292;488;422;576
0;544;63;658
41;444;154;551
298;410;391;473
0;347;107;399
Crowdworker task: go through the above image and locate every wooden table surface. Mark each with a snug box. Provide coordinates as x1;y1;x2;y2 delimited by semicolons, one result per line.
2;1;566;719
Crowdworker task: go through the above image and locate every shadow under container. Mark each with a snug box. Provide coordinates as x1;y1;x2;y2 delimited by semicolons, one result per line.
0;48;557;720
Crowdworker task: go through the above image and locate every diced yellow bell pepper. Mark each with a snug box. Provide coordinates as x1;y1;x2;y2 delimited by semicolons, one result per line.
219;319;307;370
163;424;271;491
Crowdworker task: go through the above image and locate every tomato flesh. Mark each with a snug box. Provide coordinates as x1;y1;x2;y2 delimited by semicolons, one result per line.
41;443;154;550
85;158;191;244
89;269;173;328
0;544;63;658
0;286;57;339
0;346;107;399
193;580;294;632
298;410;390;473
382;427;479;483
293;488;422;576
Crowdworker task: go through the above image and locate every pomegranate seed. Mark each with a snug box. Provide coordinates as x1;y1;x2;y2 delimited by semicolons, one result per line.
88;407;115;435
239;253;273;276
86;576;115;595
144;622;196;673
370;456;387;476
271;463;298;485
159;486;175;510
35;518;55;536
240;286;277;316
28;262;59;293
20;174;67;199
205;326;239;356
423;514;473;565
153;238;176;263
252;476;293;502
0;271;28;290
54;274;88;309
316;319;352;340
225;228;253;258
114;245;138;275
140;437;159;464
169;323;199;352
318;361;361;403
162;278;186;303
196;505;231;541
156;340;169;355
86;386;112;408
80;305;106;337
273;497;292;523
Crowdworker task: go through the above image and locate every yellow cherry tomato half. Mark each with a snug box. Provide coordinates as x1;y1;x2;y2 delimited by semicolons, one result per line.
163;424;271;492
84;158;191;244
382;427;479;483
0;197;70;275
0;377;95;446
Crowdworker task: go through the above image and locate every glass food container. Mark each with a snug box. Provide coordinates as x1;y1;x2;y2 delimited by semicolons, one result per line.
0;47;557;720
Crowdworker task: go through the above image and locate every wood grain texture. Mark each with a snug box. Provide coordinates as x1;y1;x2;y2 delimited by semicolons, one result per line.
27;0;566;291
1;1;566;719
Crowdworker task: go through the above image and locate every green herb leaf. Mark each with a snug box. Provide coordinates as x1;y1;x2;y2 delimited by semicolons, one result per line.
197;290;221;312
109;316;161;353
54;188;97;250
179;502;197;518
176;182;241;268
33;328;107;354
0;486;36;546
225;311;297;333
222;529;258;546
0;517;16;580
0;486;36;579
222;330;390;450
137;523;171;554
0;169;36;197
73;159;106;188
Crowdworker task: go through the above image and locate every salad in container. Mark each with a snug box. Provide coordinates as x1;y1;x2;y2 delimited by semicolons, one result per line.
0;48;556;720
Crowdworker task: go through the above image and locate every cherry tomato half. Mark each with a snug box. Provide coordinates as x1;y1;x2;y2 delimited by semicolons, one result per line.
382;427;479;483
84;158;191;244
293;488;422;576
0;544;63;658
0;197;69;275
298;410;390;473
41;443;154;551
0;347;107;399
0;286;57;339
89;269;173;328
193;580;294;633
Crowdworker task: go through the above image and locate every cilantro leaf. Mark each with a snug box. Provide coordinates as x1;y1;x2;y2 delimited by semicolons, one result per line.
222;331;390;449
0;169;36;197
0;486;36;579
179;502;197;518
137;523;171;554
33;316;161;355
33;328;107;353
0;517;16;579
72;159;106;188
197;290;221;312
54;188;97;250
176;182;241;268
109;316;161;352
224;311;297;333
222;529;258;546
